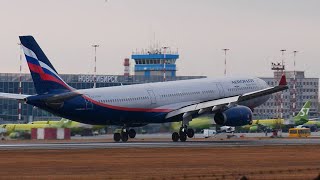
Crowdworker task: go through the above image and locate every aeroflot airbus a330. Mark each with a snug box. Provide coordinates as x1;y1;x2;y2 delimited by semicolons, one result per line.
0;36;288;142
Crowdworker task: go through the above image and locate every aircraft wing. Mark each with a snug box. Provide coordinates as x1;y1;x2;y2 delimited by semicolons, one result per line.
0;92;30;100
165;75;288;119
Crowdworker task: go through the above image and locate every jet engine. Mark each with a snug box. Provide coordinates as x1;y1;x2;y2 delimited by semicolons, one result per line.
214;105;253;126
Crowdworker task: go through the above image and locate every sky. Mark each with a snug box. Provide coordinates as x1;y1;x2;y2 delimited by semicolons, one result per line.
0;0;319;78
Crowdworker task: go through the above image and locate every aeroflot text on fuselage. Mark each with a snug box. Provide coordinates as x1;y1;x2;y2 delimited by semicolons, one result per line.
232;79;255;84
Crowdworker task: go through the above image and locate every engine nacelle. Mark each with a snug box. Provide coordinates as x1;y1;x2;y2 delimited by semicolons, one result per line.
214;105;253;126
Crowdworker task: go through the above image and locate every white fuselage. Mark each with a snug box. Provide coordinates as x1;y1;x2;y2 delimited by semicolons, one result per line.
78;76;270;111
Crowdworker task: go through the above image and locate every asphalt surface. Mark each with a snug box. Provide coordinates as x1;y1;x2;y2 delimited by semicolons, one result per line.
0;137;319;149
71;132;320;139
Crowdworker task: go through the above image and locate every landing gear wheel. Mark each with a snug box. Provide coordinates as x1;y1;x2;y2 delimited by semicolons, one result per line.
179;132;187;142
121;132;129;142
128;129;136;138
113;133;121;142
187;128;195;138
172;132;180;142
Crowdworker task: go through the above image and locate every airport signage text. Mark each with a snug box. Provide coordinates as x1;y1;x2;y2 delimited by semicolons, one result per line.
78;75;118;83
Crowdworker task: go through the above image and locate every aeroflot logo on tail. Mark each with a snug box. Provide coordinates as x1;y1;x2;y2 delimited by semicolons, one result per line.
232;79;255;84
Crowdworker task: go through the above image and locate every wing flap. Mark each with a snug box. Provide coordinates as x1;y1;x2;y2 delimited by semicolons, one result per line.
195;96;239;109
165;104;198;119
165;96;239;119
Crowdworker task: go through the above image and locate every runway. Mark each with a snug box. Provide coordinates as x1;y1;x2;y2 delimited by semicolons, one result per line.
0;138;320;149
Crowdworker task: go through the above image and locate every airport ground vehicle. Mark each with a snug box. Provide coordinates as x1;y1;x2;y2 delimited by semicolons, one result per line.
288;128;311;138
203;129;217;138
0;36;287;142
220;126;235;133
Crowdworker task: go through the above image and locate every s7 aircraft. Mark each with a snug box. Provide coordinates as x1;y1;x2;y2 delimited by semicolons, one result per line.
0;36;288;142
243;101;312;132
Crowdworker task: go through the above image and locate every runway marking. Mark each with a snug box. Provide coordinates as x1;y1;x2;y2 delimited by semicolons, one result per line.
0;139;319;150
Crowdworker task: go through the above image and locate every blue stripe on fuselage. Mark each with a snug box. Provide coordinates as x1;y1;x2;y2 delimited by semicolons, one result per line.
27;96;170;126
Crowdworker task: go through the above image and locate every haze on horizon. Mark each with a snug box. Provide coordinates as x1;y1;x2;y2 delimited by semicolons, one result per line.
0;0;319;78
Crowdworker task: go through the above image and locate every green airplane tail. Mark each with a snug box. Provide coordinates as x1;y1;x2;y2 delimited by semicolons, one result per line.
294;101;311;125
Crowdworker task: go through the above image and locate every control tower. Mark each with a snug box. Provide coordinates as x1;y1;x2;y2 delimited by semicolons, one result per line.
131;47;179;78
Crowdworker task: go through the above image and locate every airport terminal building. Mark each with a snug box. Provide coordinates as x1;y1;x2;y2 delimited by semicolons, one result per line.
256;71;319;119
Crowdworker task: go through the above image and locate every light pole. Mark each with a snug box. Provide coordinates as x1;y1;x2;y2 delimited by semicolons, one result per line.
92;44;99;88
18;43;22;123
278;49;286;137
292;50;298;117
222;49;229;76
162;46;168;81
280;49;286;120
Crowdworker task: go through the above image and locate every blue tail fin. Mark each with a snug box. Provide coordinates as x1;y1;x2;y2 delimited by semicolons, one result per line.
19;36;73;94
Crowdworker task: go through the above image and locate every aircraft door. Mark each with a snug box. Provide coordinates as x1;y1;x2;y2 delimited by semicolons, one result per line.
147;90;157;104
85;99;93;110
216;83;225;98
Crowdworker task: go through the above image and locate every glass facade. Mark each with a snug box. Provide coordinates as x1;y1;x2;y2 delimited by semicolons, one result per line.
132;49;179;78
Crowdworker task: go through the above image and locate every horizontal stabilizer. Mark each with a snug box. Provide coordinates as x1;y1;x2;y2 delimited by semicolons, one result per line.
44;91;82;103
0;93;30;100
26;91;82;104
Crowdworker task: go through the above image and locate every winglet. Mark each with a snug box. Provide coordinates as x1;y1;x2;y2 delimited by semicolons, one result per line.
279;74;287;86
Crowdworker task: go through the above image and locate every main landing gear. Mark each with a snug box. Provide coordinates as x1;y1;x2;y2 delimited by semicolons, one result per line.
172;114;194;142
113;128;136;142
172;126;195;142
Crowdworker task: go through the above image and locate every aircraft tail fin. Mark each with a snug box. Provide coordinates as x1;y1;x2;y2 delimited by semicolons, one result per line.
19;36;73;95
294;101;311;124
